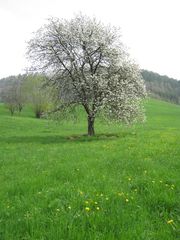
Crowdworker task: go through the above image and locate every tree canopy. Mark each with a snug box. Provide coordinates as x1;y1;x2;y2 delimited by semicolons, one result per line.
27;14;146;135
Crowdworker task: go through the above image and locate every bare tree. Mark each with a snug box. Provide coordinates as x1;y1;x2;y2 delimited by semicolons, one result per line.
14;75;25;113
1;76;25;115
27;14;146;136
1;86;17;115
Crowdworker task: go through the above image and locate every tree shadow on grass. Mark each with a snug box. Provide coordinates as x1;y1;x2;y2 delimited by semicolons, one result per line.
0;132;135;145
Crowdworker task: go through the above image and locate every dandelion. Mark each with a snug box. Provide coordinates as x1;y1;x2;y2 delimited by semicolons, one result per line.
167;219;173;224
96;207;100;210
85;207;90;211
118;192;124;196
24;212;31;219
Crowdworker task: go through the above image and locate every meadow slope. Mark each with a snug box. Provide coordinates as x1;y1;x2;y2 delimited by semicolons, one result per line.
0;99;179;239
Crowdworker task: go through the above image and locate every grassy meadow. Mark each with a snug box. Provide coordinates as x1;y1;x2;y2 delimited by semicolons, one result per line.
0;99;179;239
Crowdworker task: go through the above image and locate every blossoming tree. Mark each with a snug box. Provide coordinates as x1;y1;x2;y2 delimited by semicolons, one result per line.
27;14;146;136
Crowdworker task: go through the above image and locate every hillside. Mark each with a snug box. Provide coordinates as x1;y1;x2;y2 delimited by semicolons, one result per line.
0;99;179;239
142;70;180;104
1;70;180;105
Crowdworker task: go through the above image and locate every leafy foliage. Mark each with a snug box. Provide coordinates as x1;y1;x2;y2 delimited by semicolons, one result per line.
22;74;54;118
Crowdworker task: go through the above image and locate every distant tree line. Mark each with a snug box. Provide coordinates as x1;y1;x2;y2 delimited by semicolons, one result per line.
142;70;180;104
0;74;54;117
0;69;179;118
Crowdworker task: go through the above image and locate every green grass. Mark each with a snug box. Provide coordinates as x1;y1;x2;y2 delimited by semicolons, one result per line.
0;99;179;239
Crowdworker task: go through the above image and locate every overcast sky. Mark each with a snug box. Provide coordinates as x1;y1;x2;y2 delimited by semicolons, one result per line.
0;0;180;79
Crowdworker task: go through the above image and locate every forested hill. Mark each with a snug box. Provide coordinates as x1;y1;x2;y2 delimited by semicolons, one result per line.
0;70;180;104
142;70;180;104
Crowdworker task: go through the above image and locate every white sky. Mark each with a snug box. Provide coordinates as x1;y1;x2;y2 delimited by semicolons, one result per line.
0;0;180;79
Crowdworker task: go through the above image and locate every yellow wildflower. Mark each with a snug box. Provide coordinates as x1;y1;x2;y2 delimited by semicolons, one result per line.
85;207;90;211
167;219;173;224
96;207;100;210
118;192;124;196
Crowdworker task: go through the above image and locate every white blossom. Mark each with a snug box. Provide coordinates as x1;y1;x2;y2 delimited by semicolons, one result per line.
27;14;146;135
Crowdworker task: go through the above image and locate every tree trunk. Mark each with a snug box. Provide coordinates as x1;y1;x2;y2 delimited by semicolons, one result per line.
35;111;42;118
18;105;23;113
10;109;14;116
88;115;95;136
